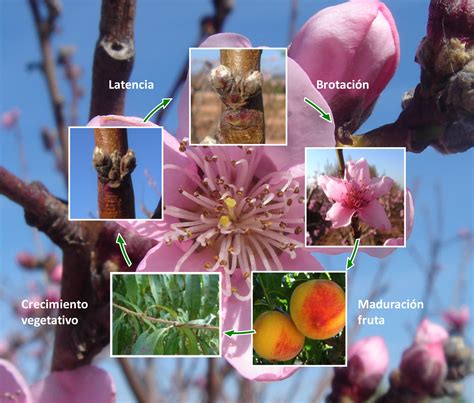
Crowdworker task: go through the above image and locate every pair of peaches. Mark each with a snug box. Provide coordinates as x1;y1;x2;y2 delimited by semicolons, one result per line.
253;279;345;362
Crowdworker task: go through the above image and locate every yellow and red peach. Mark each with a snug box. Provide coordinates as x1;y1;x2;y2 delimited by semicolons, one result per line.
253;311;305;361
290;279;345;340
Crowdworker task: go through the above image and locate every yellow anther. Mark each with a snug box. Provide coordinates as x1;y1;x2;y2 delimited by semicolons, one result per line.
224;197;237;220
219;215;231;227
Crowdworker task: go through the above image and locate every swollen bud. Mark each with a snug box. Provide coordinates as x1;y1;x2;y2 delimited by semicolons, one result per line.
289;0;400;133
328;337;389;402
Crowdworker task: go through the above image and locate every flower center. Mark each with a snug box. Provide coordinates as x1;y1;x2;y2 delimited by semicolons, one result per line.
344;182;371;211
162;141;305;300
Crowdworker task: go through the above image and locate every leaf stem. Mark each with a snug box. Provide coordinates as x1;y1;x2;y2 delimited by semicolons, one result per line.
113;303;220;331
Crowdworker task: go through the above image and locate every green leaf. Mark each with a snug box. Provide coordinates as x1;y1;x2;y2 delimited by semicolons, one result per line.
149;276;161;305
132;331;153;355
112;313;125;355
185;275;201;320
201;275;219;318
164;330;179;355
124;275;138;304
152;303;179;320
180;327;200;355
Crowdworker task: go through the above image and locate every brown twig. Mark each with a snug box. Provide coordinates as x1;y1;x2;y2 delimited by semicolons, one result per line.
28;0;68;184
206;358;217;403
113;303;219;331
117;358;148;403
89;0;136;118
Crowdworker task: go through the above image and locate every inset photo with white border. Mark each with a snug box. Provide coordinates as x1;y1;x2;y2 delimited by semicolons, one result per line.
189;47;287;146
305;147;406;248
69;126;163;220
252;271;347;367
110;272;221;357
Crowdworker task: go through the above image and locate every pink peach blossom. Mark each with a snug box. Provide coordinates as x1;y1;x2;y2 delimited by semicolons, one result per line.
289;0;399;129
318;158;394;230
88;114;324;381
48;264;63;283
0;359;33;403
331;336;389;401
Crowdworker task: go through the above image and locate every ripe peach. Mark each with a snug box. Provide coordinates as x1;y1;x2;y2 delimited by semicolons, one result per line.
253;311;305;361
290;279;345;340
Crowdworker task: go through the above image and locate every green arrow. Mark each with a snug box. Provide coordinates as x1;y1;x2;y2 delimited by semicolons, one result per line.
223;329;256;338
143;98;172;122
346;238;360;271
304;97;332;122
116;233;132;267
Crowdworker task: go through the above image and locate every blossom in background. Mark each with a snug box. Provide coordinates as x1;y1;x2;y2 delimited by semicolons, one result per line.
0;359;116;403
443;306;470;334
48;264;63;284
330;336;389;401
289;0;400;131
399;319;448;396
1;108;20;129
318;158;394;230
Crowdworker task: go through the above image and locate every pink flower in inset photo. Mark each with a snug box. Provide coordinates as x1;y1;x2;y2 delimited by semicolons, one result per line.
318;158;394;230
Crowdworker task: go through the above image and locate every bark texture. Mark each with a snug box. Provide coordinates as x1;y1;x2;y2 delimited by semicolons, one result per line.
94;128;136;219
218;49;265;144
89;0;136;118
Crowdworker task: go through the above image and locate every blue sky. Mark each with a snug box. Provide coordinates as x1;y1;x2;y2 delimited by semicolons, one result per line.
69;127;163;219
1;0;473;401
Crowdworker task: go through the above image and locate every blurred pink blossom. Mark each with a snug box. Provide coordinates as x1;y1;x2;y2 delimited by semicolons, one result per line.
443;306;470;333
1;108;20;129
400;320;448;395
48;264;63;283
289;0;399;129
331;336;389;401
318;158;394;230
0;359;116;403
16;252;38;269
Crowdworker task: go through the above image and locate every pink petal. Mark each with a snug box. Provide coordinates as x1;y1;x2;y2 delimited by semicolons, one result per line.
369;176;394;198
177;33;253;139
345;158;371;186
326;203;355;228
415;319;449;346
279;248;324;270
137;243;215;273
318;175;347;203
266;58;335;170
87;115;158;127
358;199;391;231
31;365;115;403
0;359;33;403
116;220;170;240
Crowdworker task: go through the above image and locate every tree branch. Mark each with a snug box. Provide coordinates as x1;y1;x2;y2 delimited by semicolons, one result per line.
28;0;68;183
113;303;219;331
89;0;136;118
0;167;156;370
